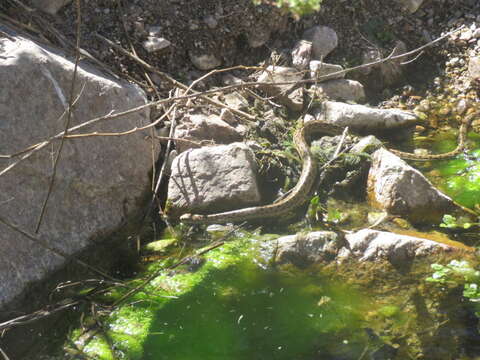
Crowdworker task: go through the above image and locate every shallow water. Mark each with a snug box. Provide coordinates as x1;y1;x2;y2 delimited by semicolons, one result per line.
415;130;480;209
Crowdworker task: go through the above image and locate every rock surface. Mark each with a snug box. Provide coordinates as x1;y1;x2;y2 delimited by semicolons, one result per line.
257;66;303;111
397;0;424;13
189;52;222;70
167;143;260;217
31;0;72;14
309;61;344;81
274;231;343;267
291;40;312;70
310;79;365;103
302;25;338;60
0;35;153;308
367;148;458;223
174;113;243;153
339;229;454;263
313;101;418;132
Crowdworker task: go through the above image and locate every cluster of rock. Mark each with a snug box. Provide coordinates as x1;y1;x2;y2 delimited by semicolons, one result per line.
167;24;469;226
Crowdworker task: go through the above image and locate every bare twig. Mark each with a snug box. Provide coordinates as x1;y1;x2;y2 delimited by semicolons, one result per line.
94;32;257;122
35;0;82;233
0;346;10;360
0;26;463;178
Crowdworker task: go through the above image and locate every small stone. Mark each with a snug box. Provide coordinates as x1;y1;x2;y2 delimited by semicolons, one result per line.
143;37;171;53
291;40;312;70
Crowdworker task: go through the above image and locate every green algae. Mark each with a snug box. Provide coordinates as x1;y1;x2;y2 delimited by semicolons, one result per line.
417;131;480;209
61;229;476;360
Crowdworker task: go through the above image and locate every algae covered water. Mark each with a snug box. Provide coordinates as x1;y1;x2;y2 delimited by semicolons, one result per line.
65;234;479;360
416;130;480;210
141;259;368;359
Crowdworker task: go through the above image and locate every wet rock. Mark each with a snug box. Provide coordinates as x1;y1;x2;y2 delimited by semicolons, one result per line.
31;0;72;14
257;66;303;111
303;25;338;60
339;229;455;264
167;143;260;218
313;101;417;132
0;34;153;308
174;113;243;153
367;148;461;223
310;79;365;103
189;52;222;70
309;61;344;81
292;40;312;70
274;231;343;267
397;0;424;13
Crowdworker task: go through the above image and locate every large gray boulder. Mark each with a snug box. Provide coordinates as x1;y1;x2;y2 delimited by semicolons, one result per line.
167;143;261;218
367;148;460;223
0;33;153;308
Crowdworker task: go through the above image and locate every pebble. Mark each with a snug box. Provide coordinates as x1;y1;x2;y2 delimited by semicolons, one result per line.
143;37;171;53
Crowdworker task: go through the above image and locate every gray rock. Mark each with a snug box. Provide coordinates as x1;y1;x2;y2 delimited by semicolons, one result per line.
303;25;338;60
350;135;383;154
0;35;153;308
274;231;343;267
468;56;480;82
359;41;406;87
310;79;365;103
313;101;418;132
309;61;344;81
174;114;243;153
397;0;424;13
339;229;454;264
257;66;303;111
189;52;222;70
143;36;171;53
367;148;459;223
292;40;312;70
31;0;72;14
167;143;261;217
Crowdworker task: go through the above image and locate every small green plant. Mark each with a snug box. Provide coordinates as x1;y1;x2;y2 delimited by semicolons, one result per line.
253;0;322;18
440;214;479;230
427;260;480;315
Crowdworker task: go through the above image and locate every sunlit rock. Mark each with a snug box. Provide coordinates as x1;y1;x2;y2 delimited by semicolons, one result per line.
167;143;260;218
311;101;417;132
174;113;243;153
257;66;303;111
367;148;463;223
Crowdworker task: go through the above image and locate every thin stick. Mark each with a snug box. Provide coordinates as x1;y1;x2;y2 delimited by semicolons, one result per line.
35;0;82;233
94;32;257;122
0;26;463;178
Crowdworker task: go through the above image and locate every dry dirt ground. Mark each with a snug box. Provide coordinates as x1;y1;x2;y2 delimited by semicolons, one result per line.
2;0;478;103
